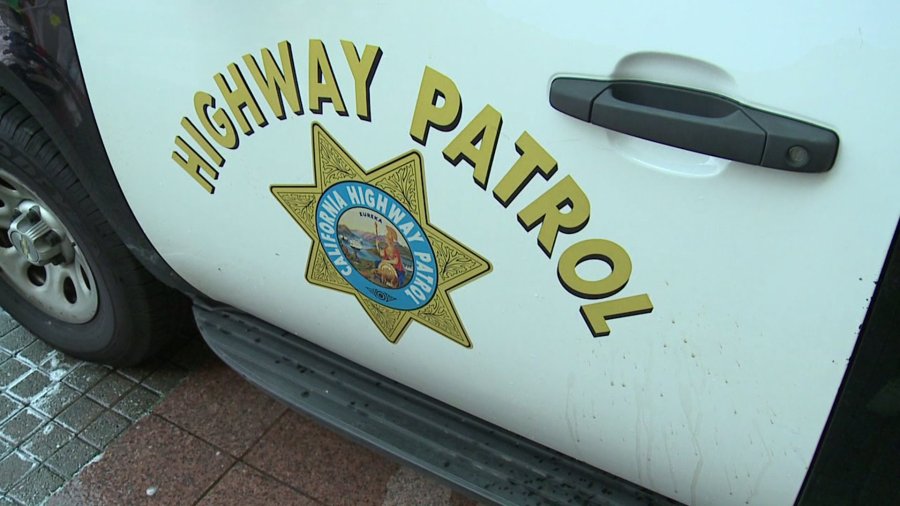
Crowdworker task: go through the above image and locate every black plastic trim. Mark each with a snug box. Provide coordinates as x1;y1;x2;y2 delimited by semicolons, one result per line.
550;78;838;173
195;303;679;506
0;1;198;296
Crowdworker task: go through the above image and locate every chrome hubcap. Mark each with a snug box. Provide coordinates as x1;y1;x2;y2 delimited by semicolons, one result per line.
8;200;70;266
0;170;99;323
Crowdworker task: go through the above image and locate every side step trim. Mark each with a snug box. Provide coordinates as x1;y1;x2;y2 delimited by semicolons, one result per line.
194;304;675;506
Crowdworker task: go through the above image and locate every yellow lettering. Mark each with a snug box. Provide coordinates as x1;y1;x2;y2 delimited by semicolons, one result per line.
180;117;223;167
558;239;652;335
517;175;589;257
308;39;348;115
409;66;462;145
242;40;303;119
340;40;383;121
214;63;267;135
172;136;218;193
194;91;239;149
492;131;557;207
580;295;654;337
442;105;502;189
557;239;631;298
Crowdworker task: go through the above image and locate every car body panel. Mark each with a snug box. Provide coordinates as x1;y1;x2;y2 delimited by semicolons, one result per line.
68;1;900;504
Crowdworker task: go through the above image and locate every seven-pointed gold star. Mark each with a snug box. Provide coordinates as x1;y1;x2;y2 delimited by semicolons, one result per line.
271;123;491;347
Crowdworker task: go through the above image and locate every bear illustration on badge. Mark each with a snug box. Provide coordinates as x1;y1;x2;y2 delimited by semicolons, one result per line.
271;123;491;347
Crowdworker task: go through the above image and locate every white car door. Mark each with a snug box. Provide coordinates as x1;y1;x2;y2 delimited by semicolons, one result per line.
69;2;900;504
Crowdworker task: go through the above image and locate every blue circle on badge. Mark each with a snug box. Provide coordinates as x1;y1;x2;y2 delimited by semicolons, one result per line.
315;181;436;310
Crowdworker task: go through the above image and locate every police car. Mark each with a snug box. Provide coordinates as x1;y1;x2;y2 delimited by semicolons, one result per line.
0;1;897;504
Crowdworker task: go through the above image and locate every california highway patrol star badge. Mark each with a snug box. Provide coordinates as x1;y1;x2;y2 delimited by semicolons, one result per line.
271;123;491;347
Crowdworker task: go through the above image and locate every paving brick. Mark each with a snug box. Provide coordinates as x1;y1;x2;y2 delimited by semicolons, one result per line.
382;466;454;506
7;370;52;403
80;411;129;448
0;451;37;492
0;394;22;424
16;340;55;368
62;363;110;393
0;359;30;389
0;327;35;355
142;364;189;395
40;351;81;381
0;437;10;459
0;408;45;446
155;361;285;457
0;312;190;503
86;373;135;407
29;382;79;418
0;311;17;336
7;466;64;505
55;397;104;433
112;386;160;422
48;415;232;505
20;423;75;460
198;463;318;506
117;359;162;383
45;438;98;478
450;491;480;506
244;412;398;505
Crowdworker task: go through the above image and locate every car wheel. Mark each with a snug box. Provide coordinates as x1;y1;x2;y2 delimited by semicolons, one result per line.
0;92;190;365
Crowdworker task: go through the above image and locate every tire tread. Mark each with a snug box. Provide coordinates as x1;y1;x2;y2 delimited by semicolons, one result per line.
0;94;191;365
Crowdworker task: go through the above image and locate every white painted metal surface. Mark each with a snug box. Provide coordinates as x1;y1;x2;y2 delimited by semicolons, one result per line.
69;1;900;504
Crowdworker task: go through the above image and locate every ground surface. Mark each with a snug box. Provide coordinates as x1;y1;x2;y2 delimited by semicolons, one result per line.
0;311;477;505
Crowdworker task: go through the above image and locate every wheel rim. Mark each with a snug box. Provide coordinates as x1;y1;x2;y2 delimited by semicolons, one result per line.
0;169;99;323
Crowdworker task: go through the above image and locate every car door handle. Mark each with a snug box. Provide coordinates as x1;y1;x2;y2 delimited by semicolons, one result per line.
549;78;838;173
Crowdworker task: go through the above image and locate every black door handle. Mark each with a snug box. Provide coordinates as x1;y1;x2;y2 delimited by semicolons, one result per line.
550;78;838;173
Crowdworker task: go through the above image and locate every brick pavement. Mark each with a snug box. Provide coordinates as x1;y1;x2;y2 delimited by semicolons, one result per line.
0;310;197;505
0;310;480;505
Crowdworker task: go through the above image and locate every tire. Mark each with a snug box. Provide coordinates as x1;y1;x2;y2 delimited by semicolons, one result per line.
0;92;191;366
